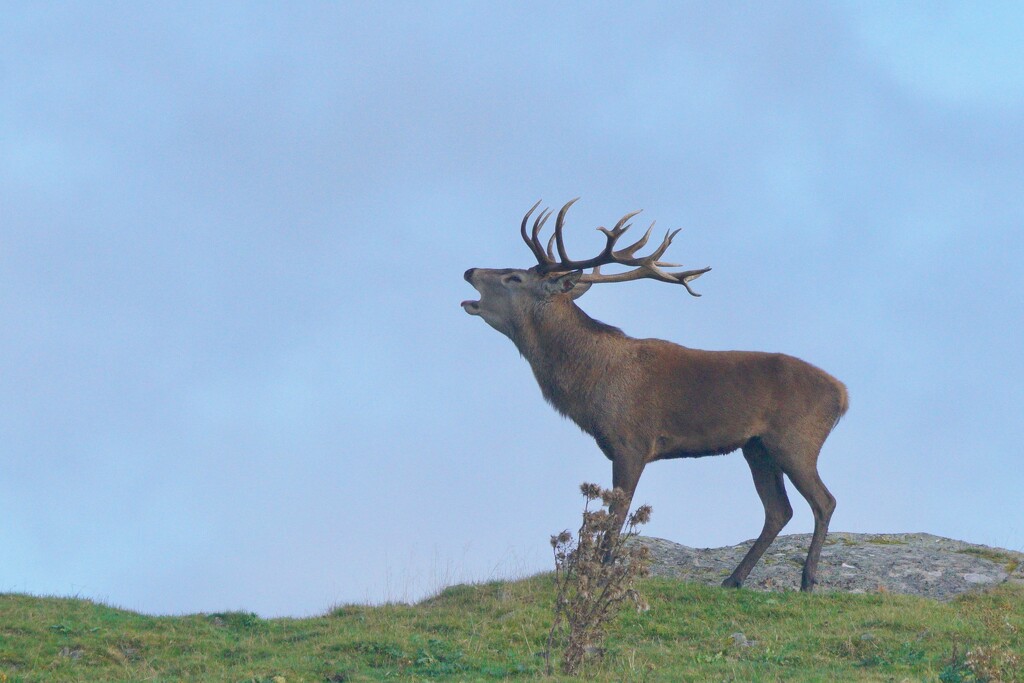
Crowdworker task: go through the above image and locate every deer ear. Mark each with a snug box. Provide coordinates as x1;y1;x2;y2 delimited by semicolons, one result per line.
569;279;592;299
544;270;583;295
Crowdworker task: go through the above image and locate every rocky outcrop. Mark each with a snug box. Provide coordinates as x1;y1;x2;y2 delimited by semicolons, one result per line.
635;532;1024;600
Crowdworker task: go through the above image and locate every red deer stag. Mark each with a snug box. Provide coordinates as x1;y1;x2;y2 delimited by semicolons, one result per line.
461;199;848;591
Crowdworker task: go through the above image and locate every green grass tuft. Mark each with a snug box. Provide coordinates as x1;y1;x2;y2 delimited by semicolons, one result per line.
2;577;1023;681
956;547;1021;574
864;536;908;546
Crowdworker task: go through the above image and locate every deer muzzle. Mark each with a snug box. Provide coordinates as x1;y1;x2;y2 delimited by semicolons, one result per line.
462;268;481;314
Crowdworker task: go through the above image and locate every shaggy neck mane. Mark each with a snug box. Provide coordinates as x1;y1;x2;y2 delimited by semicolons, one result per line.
511;298;626;430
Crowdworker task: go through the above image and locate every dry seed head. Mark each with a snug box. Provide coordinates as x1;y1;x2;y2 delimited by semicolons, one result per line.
600;487;628;508
629;504;653;526
550;530;573;548
584;510;610;526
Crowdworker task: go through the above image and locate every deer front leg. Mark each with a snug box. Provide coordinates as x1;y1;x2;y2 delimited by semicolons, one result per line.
610;455;646;521
599;456;646;563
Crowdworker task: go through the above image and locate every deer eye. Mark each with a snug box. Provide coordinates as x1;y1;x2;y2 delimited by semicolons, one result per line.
504;274;523;284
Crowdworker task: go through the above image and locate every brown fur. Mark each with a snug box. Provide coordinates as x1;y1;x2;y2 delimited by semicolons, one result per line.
463;266;847;591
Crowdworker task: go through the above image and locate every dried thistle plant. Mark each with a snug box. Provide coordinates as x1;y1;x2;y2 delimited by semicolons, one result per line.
544;483;652;676
966;644;1021;682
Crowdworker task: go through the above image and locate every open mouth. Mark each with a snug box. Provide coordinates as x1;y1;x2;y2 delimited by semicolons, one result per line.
461;299;481;315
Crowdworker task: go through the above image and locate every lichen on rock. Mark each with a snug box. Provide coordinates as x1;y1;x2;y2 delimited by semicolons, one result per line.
634;532;1024;600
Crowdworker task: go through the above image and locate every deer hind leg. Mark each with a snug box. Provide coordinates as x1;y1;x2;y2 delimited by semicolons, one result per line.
780;461;835;592
759;433;837;593
722;438;793;588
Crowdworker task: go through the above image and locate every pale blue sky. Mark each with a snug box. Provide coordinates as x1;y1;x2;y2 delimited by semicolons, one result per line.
2;2;1022;617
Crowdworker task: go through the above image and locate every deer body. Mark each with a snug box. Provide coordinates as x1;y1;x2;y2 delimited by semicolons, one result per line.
463;201;847;591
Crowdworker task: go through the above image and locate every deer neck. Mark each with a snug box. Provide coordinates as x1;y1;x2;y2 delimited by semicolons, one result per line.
511;299;625;431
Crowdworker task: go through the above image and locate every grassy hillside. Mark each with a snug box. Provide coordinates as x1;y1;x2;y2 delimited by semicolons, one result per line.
1;575;1022;682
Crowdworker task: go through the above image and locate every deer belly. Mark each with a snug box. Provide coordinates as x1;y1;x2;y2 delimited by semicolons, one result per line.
653;433;750;460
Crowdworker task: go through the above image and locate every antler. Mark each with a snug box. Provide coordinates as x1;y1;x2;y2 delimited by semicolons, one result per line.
520;199;712;297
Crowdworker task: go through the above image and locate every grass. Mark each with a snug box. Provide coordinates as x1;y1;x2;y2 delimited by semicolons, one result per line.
1;577;1022;681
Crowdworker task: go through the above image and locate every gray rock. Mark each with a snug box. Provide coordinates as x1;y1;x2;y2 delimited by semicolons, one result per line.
633;532;1024;600
962;572;995;584
730;632;755;647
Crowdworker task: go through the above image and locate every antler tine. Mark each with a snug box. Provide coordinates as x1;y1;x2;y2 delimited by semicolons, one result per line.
520;200;541;236
610;220;655;260
613;227;683;267
532;207;553;243
520;200;547;265
610;209;643;236
580;263;713;296
668;265;714;296
525;204;558;268
553;197;580;263
644;228;682;264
